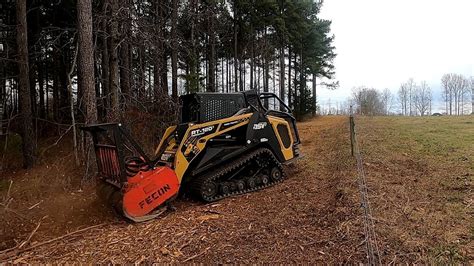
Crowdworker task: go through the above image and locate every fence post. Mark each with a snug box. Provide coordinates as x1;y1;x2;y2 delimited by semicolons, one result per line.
350;105;355;157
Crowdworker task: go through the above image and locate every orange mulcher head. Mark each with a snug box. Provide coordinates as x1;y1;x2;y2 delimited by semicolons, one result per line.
122;166;180;222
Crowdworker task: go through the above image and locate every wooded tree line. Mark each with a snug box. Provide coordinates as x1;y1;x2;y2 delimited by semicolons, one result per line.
397;75;473;116
350;87;393;116
397;78;433;116
0;0;335;169
441;74;472;116
349;74;473;117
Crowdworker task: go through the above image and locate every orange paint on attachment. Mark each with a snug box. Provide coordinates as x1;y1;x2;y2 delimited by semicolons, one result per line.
123;167;179;218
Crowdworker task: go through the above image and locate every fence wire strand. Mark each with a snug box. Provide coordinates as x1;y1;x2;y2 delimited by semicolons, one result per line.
350;108;382;265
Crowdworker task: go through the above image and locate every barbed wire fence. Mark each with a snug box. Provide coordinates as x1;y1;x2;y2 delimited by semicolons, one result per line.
350;106;382;265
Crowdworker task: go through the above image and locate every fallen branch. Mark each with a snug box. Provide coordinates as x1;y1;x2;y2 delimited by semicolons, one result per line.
0;219;43;255
28;200;43;210
3;180;13;205
18;221;42;249
0;223;106;261
182;247;210;262
39;125;73;158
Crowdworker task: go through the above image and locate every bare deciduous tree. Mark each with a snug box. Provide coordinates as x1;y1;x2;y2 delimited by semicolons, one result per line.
414;81;432;116
398;83;409;115
441;73;452;114
352;86;384;115
441;73;470;115
381;88;393;115
471;76;474;114
406;78;416;115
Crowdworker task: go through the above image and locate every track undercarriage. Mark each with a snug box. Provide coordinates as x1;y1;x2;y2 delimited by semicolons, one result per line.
190;148;284;202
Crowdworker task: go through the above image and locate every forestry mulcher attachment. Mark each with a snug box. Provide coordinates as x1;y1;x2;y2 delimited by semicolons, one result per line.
82;90;300;222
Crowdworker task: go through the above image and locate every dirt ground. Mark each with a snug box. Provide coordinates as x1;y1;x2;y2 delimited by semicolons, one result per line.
0;116;365;263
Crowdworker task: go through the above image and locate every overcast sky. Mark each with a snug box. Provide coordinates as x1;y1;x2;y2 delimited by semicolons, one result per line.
318;0;474;111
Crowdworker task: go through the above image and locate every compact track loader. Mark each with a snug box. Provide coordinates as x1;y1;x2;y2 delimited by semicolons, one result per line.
82;90;300;222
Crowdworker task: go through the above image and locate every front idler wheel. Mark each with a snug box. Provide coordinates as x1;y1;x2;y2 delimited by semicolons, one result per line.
201;181;218;200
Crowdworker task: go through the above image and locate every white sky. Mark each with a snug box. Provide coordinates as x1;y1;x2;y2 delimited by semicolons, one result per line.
318;0;474;111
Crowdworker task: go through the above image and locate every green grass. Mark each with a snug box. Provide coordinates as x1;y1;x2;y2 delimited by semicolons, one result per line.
357;116;473;264
362;116;474;162
429;244;466;265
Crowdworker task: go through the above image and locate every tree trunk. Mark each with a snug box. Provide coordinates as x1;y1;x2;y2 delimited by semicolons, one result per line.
207;3;216;92
153;1;164;97
171;0;178;98
53;52;59;121
29;62;36;118
161;49;169;96
221;57;224;93
250;34;254;90
312;73;317;115
445;89;448;115
119;0;131;105
100;2;109;119
38;62;45;119
263;27;269;94
225;55;231;93
263;58;269;108
108;0;120;121
16;0;36;168
0;63;5;134
239;60;243;91
77;0;98;125
272;57;276;94
120;42;131;103
68;46;80;165
59;47;70;122
279;46;285;110
471;79;474;114
299;47;304;116
233;3;238;92
294;52;299;114
263;30;269;108
243;60;246;91
138;43;145;99
288;48;292;109
45;65;49;119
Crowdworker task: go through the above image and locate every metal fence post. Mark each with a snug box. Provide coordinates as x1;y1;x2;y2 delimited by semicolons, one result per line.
350;105;355;157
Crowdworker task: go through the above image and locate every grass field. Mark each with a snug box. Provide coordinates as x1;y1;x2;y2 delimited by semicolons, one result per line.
357;116;473;263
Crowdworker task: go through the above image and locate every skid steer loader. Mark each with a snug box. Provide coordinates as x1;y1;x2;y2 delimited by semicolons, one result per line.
82;90;300;222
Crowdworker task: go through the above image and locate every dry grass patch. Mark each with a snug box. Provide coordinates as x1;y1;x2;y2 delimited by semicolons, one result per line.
357;116;473;264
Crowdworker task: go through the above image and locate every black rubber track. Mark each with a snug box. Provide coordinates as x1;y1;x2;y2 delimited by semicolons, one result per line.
189;147;284;202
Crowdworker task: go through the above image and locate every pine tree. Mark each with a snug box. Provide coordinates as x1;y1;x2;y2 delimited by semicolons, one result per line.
16;0;37;168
